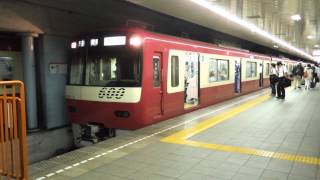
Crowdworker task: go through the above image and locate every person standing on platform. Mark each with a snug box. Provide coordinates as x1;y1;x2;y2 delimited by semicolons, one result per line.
304;64;313;90
292;62;304;89
276;61;288;99
315;66;320;86
311;65;318;87
269;63;277;96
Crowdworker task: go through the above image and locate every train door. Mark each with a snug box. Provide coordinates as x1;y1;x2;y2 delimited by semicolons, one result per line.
234;58;241;93
184;52;199;109
152;53;163;117
259;62;263;87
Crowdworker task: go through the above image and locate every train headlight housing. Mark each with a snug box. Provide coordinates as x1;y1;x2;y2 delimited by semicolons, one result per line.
114;111;130;118
129;36;142;47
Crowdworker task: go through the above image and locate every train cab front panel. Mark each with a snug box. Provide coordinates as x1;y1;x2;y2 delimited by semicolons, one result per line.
66;30;149;130
66;86;144;129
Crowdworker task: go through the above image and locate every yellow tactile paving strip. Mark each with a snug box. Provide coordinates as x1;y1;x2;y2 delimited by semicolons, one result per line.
161;94;320;165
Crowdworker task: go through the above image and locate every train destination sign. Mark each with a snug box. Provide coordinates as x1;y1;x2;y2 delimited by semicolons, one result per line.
104;36;126;46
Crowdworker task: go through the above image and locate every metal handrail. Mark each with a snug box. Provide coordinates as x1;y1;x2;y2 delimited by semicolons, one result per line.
0;81;28;180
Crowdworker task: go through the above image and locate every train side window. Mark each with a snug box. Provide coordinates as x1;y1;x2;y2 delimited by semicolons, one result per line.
246;61;257;78
217;59;229;81
153;56;160;87
289;64;293;73
171;55;179;87
208;59;218;82
252;62;257;77
265;63;270;76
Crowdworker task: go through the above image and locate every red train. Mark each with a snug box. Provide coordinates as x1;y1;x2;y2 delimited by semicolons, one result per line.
66;28;294;141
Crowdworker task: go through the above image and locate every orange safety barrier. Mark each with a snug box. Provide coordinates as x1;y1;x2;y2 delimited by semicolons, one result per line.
0;81;28;180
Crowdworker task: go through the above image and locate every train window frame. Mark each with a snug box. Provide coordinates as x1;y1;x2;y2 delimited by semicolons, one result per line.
69;45;86;85
217;59;229;81
288;64;293;73
246;61;257;78
208;58;218;83
171;55;179;87
208;58;229;83
153;56;160;87
265;63;270;76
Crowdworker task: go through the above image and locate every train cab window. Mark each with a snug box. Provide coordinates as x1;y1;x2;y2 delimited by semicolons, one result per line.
83;47;142;87
153;56;160;87
246;61;257;78
218;60;229;81
69;49;85;85
171;55;179;87
86;57;117;86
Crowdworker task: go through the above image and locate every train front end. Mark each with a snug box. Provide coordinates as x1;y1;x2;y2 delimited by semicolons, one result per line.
66;30;145;143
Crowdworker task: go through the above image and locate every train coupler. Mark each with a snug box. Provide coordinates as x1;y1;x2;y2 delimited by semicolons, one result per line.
72;123;116;147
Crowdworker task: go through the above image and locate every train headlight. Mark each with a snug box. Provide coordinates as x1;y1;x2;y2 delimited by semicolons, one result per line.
129;36;142;47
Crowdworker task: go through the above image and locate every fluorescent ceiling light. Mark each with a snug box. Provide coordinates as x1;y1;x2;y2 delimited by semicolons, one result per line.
190;0;314;61
0;57;13;61
313;50;320;56
307;35;313;39
314;44;319;48
273;45;279;48
291;14;301;21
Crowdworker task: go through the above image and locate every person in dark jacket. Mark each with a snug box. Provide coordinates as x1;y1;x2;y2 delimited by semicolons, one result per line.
269;63;277;96
292;63;304;89
276;61;288;99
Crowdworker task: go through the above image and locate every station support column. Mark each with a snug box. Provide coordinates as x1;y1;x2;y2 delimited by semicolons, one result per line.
21;33;38;130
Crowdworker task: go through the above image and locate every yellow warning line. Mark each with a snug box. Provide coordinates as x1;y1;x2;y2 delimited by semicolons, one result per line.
161;94;320;165
162;95;270;142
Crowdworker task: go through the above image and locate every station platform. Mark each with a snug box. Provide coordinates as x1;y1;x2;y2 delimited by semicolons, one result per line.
30;87;320;180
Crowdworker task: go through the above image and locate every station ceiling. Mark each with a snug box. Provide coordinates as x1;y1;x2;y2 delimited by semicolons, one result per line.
127;0;320;61
1;0;319;61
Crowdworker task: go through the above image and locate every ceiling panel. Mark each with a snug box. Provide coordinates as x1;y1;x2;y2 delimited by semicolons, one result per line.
127;0;320;61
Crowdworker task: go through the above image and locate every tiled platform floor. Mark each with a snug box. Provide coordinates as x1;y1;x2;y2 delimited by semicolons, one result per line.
30;87;320;180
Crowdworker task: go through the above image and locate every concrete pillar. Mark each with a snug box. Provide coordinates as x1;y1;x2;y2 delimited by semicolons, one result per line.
39;35;68;129
21;33;38;130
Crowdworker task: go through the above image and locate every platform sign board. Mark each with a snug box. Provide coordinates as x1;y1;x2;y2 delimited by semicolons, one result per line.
49;63;67;74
